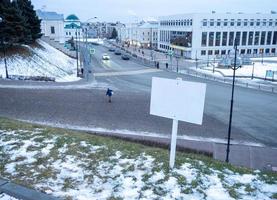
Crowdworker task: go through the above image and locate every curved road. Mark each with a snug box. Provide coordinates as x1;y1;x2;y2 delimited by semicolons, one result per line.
0;43;277;147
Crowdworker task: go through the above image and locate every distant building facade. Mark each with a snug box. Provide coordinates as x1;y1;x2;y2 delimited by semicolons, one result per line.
36;10;65;43
158;12;277;59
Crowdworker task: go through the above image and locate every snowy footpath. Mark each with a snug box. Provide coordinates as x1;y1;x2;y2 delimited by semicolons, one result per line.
0;40;80;82
0;119;276;200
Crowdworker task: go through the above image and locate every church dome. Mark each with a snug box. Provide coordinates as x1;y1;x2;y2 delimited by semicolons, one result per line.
66;14;79;21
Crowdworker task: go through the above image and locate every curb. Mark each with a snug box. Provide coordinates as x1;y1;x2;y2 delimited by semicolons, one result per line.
0;178;59;200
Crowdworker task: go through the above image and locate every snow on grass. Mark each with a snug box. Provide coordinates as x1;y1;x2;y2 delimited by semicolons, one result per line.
192;61;277;80
0;122;276;200
0;40;80;82
0;194;20;200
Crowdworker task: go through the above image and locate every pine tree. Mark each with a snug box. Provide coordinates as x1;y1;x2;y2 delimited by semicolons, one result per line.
111;28;118;39
0;0;27;46
15;0;42;43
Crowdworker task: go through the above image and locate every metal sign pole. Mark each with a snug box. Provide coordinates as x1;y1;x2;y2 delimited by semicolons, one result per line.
169;119;179;169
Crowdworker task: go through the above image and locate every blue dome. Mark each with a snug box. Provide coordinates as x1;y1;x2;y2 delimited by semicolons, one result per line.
66;14;79;21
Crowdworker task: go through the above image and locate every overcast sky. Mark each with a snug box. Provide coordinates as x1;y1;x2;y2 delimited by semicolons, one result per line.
32;0;276;23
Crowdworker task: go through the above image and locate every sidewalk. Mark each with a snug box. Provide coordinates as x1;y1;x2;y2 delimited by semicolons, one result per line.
0;178;58;200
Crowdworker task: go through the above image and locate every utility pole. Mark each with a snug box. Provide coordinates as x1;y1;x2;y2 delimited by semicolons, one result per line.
75;28;79;77
0;17;8;79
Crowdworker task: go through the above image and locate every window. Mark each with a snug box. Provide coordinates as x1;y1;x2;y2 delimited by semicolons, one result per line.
260;31;266;45
66;32;68;36
253;49;258;54
250;20;254;26
203;20;207;26
224;19;228;26
237;20;241;26
51;26;55;34
256;20;260;26
244;19;248;26
201;50;206;55
254;32;260;45
201;32;207;47
210;20;214;26
241;49;246;54
208;50;213;55
229;32;234;46
248;32;254;45
272;48;276;54
267;31;272;45
265;48;270;54
269;20;273;26
222;32;228;46
235;32;241;45
215;50;220;55
230;19;235;26
242;32;247;46
273;31;277;45
247;49;252;54
217;20;221;26
221;50;226;55
190;19;193;26
262;19;267;26
209;32;214;46
215;32;221;46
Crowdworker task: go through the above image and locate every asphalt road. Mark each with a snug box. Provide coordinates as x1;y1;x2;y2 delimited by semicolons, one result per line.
0;43;277;147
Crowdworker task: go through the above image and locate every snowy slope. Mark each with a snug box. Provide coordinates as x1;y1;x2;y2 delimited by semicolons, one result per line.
0;40;80;82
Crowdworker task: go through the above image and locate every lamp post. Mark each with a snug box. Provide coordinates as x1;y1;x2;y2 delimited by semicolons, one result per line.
0;17;8;79
251;62;255;79
226;42;241;163
75;27;79;77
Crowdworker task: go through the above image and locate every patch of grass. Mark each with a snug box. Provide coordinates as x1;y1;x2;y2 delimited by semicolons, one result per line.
271;193;277;199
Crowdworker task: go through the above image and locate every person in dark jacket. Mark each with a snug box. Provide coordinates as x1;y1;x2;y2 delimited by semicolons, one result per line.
106;88;113;103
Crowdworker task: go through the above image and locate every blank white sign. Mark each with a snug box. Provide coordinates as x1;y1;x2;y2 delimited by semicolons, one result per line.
150;77;206;125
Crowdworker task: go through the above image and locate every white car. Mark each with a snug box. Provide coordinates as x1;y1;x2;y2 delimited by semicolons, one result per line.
102;54;110;60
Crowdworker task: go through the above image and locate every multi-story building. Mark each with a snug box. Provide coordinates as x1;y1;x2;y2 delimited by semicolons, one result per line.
121;21;159;49
158;12;277;59
36;10;65;43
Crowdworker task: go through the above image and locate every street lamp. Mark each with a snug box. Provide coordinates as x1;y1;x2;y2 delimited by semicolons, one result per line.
0;17;9;79
226;42;241;163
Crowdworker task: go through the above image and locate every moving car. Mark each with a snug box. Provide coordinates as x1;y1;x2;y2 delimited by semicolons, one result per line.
114;50;122;55
121;54;130;60
102;54;110;60
108;48;115;52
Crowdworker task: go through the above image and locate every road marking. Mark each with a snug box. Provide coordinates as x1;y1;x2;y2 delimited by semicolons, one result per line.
94;68;161;77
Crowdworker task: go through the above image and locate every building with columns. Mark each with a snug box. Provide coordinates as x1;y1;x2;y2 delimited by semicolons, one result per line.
64;14;81;41
158;12;277;59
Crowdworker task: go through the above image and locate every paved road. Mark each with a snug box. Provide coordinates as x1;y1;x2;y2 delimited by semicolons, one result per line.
0;43;277;147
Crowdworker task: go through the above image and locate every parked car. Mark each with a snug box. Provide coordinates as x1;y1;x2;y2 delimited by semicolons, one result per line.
102;54;110;60
109;48;115;52
115;50;122;55
121;54;130;60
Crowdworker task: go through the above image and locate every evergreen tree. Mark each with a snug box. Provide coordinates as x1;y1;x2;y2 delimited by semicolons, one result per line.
111;28;118;39
0;0;27;46
15;0;42;43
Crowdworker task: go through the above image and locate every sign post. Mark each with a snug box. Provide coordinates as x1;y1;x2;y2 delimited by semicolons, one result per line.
150;77;206;169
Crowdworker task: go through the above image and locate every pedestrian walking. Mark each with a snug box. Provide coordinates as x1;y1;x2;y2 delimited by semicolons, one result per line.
106;88;113;103
157;62;160;69
166;63;168;69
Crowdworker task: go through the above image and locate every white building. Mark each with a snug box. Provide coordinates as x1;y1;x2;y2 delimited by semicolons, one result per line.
121;21;159;49
64;14;81;41
158;12;277;59
36;10;65;43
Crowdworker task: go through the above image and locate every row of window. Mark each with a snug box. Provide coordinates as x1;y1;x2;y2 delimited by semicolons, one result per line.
200;48;276;56
160;19;193;27
202;19;277;27
65;31;81;36
201;31;277;47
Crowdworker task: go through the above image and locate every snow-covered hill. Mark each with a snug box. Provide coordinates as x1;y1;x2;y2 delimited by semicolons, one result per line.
0;40;80;82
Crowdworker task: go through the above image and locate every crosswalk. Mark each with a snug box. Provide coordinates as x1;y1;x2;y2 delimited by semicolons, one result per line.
94;68;161;77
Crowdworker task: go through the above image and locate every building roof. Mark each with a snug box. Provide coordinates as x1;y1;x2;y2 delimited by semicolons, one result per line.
138;22;158;29
64;23;81;29
36;10;64;21
66;14;80;21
